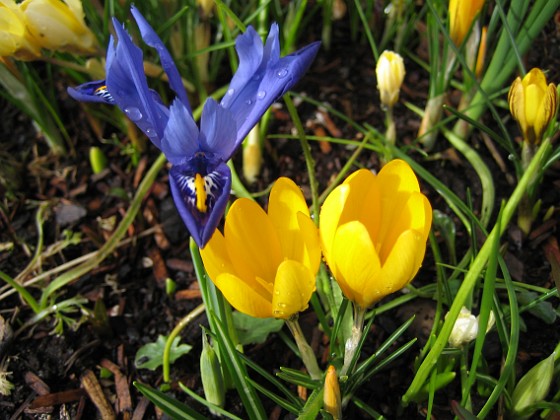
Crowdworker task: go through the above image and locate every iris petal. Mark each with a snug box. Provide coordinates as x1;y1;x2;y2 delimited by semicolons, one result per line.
169;161;231;247
67;79;115;104
107;18;167;146
199;98;237;159
161;99;200;165
130;6;191;113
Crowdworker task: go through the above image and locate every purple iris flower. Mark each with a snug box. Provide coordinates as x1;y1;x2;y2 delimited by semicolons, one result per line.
68;7;320;248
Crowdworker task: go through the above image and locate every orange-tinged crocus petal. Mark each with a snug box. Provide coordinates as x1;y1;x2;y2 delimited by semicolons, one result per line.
224;198;283;284
449;0;485;46
214;273;273;318
272;260;316;319
320;159;432;309
333;221;382;308
509;68;558;144
201;177;320;319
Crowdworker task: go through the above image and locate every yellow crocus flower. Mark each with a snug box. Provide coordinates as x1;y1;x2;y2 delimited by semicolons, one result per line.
201;178;320;319
320;160;432;309
323;365;341;419
20;0;97;54
0;0;40;59
508;68;558;145
448;0;484;46
375;50;405;109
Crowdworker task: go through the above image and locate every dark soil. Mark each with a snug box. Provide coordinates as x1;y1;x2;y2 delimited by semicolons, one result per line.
1;13;559;420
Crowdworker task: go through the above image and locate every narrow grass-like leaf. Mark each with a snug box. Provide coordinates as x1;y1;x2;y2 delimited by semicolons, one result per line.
277;367;319;389
134;381;206;420
246;377;302;414
297;387;324;420
178;382;243;420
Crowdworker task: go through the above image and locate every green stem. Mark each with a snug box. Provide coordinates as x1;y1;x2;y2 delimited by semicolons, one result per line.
0;270;40;314
340;303;367;376
402;138;551;403
163;303;205;383
285;316;322;380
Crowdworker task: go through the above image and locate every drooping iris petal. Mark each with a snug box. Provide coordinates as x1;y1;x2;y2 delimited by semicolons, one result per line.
130;5;191;113
67;79;115;104
272;260;315;319
161;99;200;165
169;160;231;247
107;19;167;145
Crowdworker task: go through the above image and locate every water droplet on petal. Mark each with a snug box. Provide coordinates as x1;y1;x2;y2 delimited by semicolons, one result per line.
253;74;261;81
277;68;288;78
146;127;157;138
257;90;266;99
227;88;235;96
245;99;253;105
125;106;142;121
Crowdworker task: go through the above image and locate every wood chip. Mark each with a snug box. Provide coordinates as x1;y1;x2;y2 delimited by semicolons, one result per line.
24;371;50;395
175;289;202;300
100;359;132;419
28;389;85;409
81;370;116;420
147;247;169;287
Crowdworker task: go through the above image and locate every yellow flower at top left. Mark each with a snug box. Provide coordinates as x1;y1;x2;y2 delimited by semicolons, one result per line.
201;178;321;319
0;0;40;59
21;0;97;55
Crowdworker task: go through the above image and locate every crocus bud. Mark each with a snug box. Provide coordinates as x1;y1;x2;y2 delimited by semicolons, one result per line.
508;68;558;145
200;333;225;413
376;50;405;109
323;365;341;419
510;351;555;419
89;146;108;174
0;0;40;60
242;125;262;184
448;307;478;348
20;0;97;55
448;0;484;46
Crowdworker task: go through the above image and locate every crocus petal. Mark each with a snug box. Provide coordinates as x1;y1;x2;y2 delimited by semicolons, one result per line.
130;5;191;113
333;221;382;308
380;230;426;296
199;228;234;283
320;183;349;263
107;19;167;146
224;198;283;285
199;98;237;159
272;260;316;319
297;212;321;276
67;79;115;104
220;24;320;157
161;99;200;165
214;272;273;318
169;161;231;248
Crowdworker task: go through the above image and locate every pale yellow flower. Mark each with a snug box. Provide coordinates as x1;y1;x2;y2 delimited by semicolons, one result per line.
509;68;558;145
0;0;40;59
201;178;320;319
320;160;432;309
21;0;97;54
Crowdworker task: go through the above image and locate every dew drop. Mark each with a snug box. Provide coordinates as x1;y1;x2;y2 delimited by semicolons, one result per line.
257;90;266;99
253;74;261;81
277;68;288;78
227;88;235;96
145;127;157;138
125;106;142;121
245;99;253;105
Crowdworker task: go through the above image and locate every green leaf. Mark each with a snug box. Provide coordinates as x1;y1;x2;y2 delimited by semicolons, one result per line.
134;381;206;420
232;311;284;345
135;335;192;370
517;290;557;324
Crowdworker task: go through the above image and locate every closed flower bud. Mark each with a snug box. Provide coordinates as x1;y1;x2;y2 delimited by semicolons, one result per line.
200;333;225;412
508;68;558;145
242;125;262;184
20;0;97;55
376;50;405;109
323;365;341;419
448;0;484;46
510;351;555;419
448;307;478;348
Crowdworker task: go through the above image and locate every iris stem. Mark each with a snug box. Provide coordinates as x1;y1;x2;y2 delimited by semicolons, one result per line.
162;303;205;383
285;316;322;380
340;303;367;376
